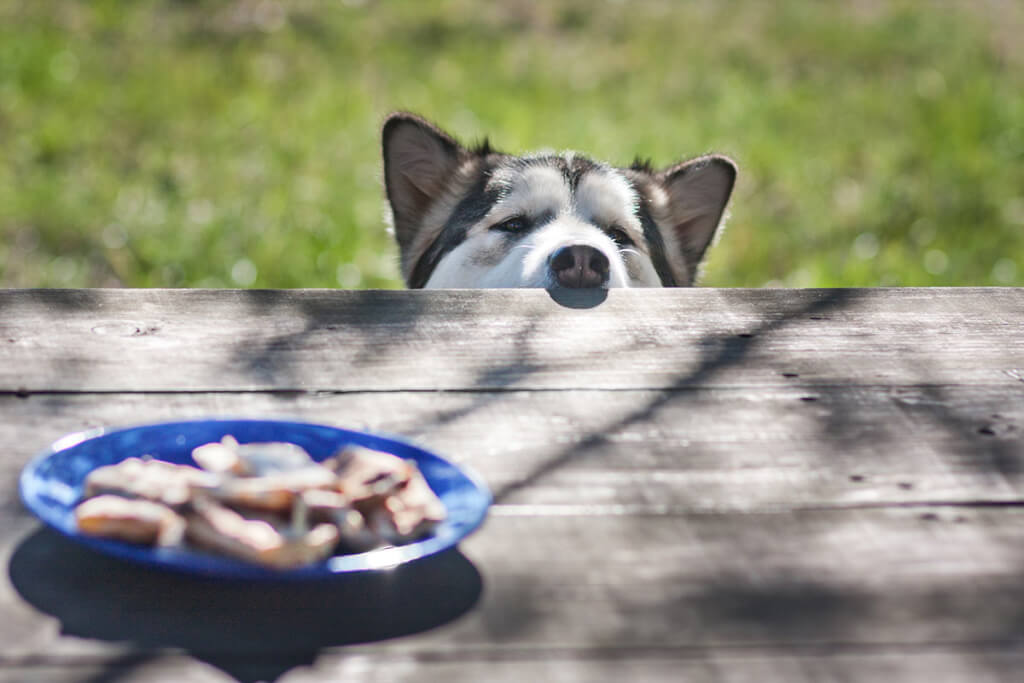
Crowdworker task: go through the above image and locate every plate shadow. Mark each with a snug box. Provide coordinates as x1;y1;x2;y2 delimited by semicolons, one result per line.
10;527;483;682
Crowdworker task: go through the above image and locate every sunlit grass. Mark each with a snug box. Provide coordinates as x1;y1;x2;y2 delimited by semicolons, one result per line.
2;0;1022;288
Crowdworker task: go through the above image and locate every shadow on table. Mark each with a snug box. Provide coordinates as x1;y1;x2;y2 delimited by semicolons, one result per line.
9;527;482;683
545;287;608;309
492;288;861;503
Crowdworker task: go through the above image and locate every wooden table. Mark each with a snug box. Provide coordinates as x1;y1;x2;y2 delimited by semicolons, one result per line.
2;287;1023;682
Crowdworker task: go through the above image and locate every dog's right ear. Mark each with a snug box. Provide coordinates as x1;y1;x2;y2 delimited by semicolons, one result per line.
382;113;464;253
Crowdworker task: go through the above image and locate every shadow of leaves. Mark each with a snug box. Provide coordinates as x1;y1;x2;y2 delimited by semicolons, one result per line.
494;288;857;502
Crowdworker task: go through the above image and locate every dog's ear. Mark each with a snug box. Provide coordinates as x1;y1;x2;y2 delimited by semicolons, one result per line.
659;155;736;276
382;113;464;252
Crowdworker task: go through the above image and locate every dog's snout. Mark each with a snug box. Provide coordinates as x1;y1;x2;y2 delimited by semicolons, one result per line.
550;245;610;289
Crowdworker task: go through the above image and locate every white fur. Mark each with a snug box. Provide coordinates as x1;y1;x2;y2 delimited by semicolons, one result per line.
424;163;662;289
494;165;570;215
401;157;486;280
641;181;692;285
575;171;637;232
383;114;735;288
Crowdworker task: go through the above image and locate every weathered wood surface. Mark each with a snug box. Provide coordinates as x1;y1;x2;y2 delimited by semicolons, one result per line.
1;288;1023;683
2;288;1022;392
2;387;1021;514
6;509;1024;682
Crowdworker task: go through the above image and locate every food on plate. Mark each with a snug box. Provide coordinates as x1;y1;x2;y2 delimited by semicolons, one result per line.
192;435;317;476
189;436;245;475
377;465;449;542
84;457;219;506
213;464;340;512
326;445;448;542
75;494;187;546
73;437;447;569
185;495;340;570
298;488;380;552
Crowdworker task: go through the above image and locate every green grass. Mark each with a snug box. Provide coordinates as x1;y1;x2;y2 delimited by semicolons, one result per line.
2;0;1023;288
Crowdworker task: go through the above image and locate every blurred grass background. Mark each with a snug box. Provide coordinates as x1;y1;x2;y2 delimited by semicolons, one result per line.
2;0;1022;289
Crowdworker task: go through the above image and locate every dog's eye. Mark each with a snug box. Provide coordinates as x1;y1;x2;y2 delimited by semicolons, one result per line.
607;226;634;247
492;216;529;233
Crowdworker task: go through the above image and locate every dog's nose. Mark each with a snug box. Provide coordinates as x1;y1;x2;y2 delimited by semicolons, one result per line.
550;245;610;288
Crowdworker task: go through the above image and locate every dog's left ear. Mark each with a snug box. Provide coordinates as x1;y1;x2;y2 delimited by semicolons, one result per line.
659;155;737;274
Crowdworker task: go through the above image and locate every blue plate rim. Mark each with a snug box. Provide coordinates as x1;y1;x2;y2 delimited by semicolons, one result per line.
19;417;491;580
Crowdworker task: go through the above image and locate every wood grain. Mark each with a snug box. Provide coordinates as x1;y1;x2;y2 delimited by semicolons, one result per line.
6;649;1024;683
2;288;1023;682
3;384;1021;515
5;509;1024;667
8;650;1024;683
1;288;1022;392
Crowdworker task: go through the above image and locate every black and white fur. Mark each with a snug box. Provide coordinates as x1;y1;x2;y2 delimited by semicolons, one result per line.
382;113;736;289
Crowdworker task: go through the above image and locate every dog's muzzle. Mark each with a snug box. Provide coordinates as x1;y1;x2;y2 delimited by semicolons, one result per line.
549;245;610;289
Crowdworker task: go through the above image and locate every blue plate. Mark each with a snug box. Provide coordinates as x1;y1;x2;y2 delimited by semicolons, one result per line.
19;419;491;579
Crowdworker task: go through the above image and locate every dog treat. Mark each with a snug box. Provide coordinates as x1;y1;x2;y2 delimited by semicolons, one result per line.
235;441;318;474
190;435;246;474
193;435;318;476
379;468;449;542
75;494;187;546
327;444;447;543
185;495;340;570
213;465;340;512
324;445;413;501
84;457;221;506
300;488;383;552
74;438;448;569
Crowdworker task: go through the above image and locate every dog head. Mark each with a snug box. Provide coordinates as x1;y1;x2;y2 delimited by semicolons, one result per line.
382;113;736;289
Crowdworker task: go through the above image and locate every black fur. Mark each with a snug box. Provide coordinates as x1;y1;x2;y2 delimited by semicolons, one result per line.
383;112;736;289
630;157;656;174
632;185;678;287
407;170;500;288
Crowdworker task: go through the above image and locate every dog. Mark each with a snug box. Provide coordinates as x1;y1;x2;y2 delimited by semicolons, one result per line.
382;112;736;289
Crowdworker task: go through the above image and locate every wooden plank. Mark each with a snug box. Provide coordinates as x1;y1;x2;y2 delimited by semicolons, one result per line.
3;385;1022;514
6;508;1024;661
2;287;1022;680
282;651;1024;683
1;288;1022;392
280;649;1024;683
0;660;228;683
6;648;1024;683
5;390;1023;669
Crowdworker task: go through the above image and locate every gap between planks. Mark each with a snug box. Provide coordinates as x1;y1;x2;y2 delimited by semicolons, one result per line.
490;498;1024;517
5;638;1024;667
1;382;1018;398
